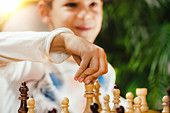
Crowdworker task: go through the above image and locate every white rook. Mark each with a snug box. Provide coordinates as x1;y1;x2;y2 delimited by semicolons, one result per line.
136;88;149;112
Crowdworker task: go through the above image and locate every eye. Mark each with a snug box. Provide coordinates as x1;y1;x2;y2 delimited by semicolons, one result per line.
90;2;97;7
65;3;77;7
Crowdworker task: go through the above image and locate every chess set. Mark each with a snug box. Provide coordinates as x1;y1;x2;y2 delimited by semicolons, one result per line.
17;81;170;113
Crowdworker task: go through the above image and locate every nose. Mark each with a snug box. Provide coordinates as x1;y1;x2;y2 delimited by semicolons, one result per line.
77;8;92;21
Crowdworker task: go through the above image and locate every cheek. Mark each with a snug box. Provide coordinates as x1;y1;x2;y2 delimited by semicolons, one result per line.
95;14;102;30
51;10;73;28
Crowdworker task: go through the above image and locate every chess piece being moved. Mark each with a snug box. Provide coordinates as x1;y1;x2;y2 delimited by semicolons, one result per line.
18;81;29;113
125;92;134;113
111;84;120;113
134;97;142;113
91;103;99;113
83;82;95;113
27;98;35;113
61;97;69;113
101;94;110;113
94;80;102;112
136;88;149;112
162;95;169;113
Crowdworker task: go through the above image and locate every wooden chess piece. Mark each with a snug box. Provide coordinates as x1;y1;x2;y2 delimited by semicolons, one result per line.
136;88;149;112
116;105;125;113
94;80;102;112
125;92;134;113
27;98;35;113
134;97;142;113
167;87;170;106
61;97;69;113
83;82;95;113
101;94;111;113
90;103;99;113
162;95;169;113
18;81;29;113
111;84;120;113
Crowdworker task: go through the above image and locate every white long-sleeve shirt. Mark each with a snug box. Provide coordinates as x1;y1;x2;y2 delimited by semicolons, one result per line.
0;28;72;113
0;29;125;113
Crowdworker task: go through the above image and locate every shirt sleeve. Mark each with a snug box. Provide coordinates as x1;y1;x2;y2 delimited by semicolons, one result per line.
0;28;73;66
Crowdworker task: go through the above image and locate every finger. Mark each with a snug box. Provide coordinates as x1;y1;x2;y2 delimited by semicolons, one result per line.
74;56;91;81
72;54;81;66
77;55;99;82
84;49;108;84
92;78;97;83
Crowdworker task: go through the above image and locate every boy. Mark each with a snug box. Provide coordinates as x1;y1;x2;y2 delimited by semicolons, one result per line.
0;0;125;112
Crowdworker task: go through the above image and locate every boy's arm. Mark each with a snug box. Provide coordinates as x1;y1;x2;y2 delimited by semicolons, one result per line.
0;28;108;84
0;28;72;64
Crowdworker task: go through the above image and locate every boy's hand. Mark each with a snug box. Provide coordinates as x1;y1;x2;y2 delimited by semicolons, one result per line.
51;32;108;84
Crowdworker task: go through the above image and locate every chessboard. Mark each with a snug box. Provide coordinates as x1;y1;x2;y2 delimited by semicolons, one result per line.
17;81;169;113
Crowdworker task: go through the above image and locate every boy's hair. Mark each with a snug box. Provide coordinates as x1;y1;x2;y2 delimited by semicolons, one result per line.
43;0;53;8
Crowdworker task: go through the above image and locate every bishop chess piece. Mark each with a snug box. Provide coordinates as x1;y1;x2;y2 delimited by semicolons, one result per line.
18;81;29;113
111;84;120;113
94;80;102;112
61;97;69;113
134;97;142;113
90;103;99;113
101;94;110;113
83;82;95;113
136;88;149;112
125;92;134;113
27;98;35;113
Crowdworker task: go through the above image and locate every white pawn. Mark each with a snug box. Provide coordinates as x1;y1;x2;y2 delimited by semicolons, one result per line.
162;95;169;113
61;97;69;113
101;94;111;113
126;92;134;113
134;97;142;113
27;98;35;113
136;88;149;112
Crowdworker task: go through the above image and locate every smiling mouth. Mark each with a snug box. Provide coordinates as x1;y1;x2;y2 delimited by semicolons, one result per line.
75;26;92;31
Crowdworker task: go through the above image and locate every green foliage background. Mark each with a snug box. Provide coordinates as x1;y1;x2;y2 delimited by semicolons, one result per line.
0;0;169;110
95;0;170;110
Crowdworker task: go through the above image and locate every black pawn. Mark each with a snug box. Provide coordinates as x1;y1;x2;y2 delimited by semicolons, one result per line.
18;81;29;113
90;103;99;113
116;105;125;113
48;108;57;113
114;84;119;89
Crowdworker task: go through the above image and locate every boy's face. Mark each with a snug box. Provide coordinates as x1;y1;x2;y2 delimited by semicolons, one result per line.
43;0;103;43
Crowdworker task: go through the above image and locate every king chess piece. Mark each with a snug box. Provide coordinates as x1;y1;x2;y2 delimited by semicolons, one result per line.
18;81;29;113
